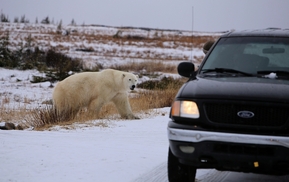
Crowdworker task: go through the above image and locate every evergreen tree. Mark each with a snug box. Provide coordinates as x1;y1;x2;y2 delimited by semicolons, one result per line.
0;13;9;22
41;16;50;24
71;19;76;26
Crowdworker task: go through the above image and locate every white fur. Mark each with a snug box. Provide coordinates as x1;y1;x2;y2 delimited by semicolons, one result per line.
52;69;139;119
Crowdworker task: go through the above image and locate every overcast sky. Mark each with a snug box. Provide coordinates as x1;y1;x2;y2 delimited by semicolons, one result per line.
1;0;288;32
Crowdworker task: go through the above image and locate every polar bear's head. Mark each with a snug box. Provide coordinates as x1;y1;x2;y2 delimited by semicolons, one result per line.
123;73;138;91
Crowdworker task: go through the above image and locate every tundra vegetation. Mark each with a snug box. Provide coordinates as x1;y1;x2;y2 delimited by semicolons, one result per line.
0;15;219;129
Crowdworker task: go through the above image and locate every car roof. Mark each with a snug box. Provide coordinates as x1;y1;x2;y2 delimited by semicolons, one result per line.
221;28;289;38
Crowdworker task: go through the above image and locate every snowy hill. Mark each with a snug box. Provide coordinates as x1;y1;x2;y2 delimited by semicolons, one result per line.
0;22;222;68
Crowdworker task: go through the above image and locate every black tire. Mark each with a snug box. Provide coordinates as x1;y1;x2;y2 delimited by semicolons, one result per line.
168;147;196;182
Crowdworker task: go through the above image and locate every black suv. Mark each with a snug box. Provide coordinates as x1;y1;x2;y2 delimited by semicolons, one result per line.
167;28;289;181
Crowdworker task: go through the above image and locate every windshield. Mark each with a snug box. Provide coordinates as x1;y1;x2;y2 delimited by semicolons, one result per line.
201;37;289;75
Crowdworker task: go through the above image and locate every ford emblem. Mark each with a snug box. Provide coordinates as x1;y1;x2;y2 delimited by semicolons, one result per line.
237;111;254;118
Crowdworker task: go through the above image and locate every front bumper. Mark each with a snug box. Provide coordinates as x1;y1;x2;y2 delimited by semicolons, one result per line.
168;125;289;175
168;127;289;148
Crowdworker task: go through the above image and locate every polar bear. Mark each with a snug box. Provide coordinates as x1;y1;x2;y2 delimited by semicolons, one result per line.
52;69;139;119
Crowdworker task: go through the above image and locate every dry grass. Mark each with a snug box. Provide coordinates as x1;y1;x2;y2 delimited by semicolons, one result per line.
0;24;219;63
0;106;32;129
0;23;219;130
131;89;179;110
110;60;177;73
2;79;183;130
23;85;181;130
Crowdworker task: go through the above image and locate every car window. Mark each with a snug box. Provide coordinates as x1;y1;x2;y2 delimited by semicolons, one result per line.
244;43;289;67
201;37;289;74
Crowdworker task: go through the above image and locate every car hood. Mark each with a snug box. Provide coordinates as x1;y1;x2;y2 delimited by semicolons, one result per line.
178;76;289;102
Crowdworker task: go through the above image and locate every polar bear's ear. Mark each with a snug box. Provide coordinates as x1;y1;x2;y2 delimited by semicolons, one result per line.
122;74;125;78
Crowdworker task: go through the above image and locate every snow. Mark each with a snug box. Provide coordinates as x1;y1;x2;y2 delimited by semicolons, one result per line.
264;72;278;79
0;108;170;182
1;24;287;181
0;65;169;182
0;68;52;109
1;22;223;70
0;67;210;182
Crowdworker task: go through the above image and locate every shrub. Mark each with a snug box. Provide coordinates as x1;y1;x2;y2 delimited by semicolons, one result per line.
26;106;69;128
14;48;46;70
0;31;14;67
30;75;50;83
0;36;83;82
0;32;48;69
44;49;82;81
110;61;177;74
137;77;185;90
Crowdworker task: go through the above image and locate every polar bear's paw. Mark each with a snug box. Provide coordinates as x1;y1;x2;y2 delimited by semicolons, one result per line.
123;114;140;120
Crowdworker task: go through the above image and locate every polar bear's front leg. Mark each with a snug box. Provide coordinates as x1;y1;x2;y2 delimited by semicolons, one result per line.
111;93;139;119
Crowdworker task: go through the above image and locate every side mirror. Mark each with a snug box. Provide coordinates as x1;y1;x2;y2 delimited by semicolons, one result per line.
178;62;195;78
203;40;215;54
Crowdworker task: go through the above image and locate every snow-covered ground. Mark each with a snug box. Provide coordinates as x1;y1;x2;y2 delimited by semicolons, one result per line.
2;106;289;182
0;107;170;182
1;24;288;182
0;23;223;69
0;68;52;110
2;68;289;182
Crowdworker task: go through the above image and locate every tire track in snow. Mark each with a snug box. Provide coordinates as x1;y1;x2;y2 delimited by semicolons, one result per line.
132;162;168;182
131;163;230;182
196;169;289;182
196;169;230;182
131;162;289;182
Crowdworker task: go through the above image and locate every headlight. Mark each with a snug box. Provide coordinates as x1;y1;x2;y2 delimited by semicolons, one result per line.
171;100;200;119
